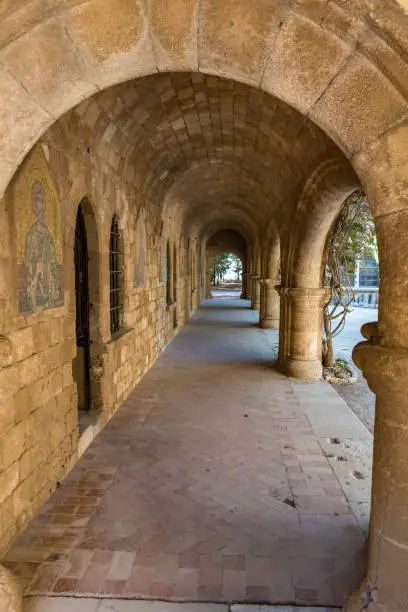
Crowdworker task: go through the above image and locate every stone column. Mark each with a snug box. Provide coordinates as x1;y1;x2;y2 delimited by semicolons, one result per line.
240;271;247;299
204;253;213;299
278;286;330;379
251;275;261;310
246;272;252;301
259;278;280;329
347;332;408;611
205;271;212;299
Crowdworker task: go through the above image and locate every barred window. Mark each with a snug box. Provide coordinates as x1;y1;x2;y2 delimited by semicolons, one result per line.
166;240;172;305
109;216;122;334
173;243;177;302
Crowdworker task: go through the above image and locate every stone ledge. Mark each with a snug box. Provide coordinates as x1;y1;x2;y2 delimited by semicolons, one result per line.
108;327;134;345
22;599;340;612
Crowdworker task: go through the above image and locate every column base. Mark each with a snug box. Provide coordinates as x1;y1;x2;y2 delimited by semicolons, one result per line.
260;317;279;329
251;302;260;310
281;358;323;380
343;579;380;612
0;565;22;612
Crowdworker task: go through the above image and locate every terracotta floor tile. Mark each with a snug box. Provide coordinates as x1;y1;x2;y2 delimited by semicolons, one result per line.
100;579;126;595
123;566;153;594
106;551;136;581
222;569;246;600
149;581;175;598
134;552;157;567
4;300;370;606
222;555;246;571
30;564;62;593
245;585;270;601
53;577;80;593
92;550;114;566
77;564;107;593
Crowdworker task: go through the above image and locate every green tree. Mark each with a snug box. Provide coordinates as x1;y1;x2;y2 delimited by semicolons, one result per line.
323;190;378;367
230;254;242;281
211;252;232;285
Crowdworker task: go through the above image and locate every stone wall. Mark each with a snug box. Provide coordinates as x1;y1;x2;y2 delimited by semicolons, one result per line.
0;108;196;556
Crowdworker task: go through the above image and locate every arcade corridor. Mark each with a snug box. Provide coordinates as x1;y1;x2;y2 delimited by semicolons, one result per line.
7;300;371;608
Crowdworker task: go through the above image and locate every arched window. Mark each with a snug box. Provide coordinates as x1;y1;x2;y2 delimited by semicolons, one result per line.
109;215;122;334
166;240;172;305
173;243;177;303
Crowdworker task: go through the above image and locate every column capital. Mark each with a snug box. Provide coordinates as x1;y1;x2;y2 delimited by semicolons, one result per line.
353;340;408;394
276;286;331;305
259;277;278;288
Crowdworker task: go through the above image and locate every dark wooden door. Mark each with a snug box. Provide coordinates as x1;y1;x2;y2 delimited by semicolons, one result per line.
74;205;91;411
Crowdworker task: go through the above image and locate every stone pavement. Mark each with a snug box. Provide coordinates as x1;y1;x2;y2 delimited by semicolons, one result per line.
332;307;378;434
24;597;336;612
4;300;370;608
24;599;339;611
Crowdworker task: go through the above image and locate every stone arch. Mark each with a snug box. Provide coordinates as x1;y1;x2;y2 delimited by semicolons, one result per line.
277;159;360;379
74;198;105;414
2;1;408;213
205;229;248;300
72;197;105;418
77;197;101;322
2;4;408;609
283;158;360;289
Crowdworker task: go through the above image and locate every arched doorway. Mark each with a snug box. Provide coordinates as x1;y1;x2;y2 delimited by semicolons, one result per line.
73;204;91;413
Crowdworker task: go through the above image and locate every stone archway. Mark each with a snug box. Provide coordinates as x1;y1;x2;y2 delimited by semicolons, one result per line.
206;229;248;300
1;1;408;204
1;3;408;610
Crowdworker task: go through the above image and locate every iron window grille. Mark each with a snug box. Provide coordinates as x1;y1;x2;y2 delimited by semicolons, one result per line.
109;216;123;334
166;241;172;305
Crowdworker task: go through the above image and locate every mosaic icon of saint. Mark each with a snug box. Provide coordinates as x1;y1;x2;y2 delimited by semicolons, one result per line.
24;181;62;310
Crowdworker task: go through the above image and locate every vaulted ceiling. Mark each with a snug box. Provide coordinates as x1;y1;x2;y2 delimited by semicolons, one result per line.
74;72;350;238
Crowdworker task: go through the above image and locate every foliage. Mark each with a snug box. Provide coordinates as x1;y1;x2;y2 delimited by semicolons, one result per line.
231;254;242;280
335;191;378;273
211;252;233;285
322;190;378;367
211;252;242;284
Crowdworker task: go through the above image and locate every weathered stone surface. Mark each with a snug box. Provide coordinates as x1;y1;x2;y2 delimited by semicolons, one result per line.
149;0;198;71
199;0;284;83
262;12;351;113
0;564;22;612
311;52;408;154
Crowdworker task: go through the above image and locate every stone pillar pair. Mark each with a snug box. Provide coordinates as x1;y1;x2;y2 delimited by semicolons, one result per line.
245;272;252;301
259;278;280;328
251;274;261;310
251;274;280;329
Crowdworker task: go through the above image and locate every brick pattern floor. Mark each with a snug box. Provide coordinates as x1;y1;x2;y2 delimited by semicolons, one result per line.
5;300;367;606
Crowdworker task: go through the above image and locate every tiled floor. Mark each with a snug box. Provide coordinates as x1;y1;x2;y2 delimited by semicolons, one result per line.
24;598;339;611
5;300;369;608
